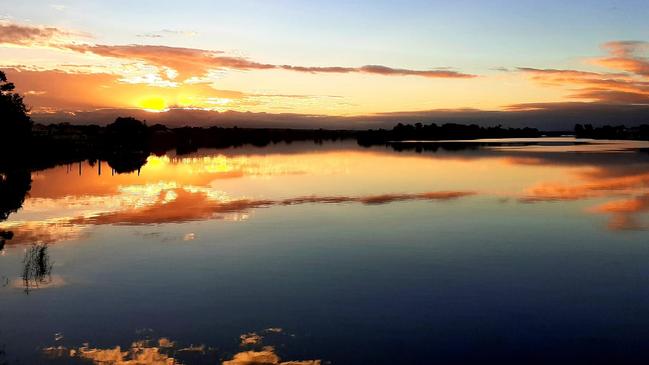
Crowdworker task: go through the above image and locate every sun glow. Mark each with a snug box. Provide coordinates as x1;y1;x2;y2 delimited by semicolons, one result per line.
138;96;168;112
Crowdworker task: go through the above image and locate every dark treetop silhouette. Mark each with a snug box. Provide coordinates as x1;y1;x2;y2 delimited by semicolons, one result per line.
575;124;649;140
356;122;542;146
0;70;32;149
0;77;33;242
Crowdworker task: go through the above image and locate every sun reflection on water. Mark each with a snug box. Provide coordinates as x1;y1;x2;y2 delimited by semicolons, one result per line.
1;140;648;251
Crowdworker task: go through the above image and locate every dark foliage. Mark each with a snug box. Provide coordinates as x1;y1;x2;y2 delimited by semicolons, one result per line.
575;124;649;140
0;70;32;149
20;120;355;173
105;116;149;149
357;122;541;146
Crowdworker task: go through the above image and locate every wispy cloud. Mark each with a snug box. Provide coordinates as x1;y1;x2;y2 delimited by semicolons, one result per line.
520;172;649;202
593;41;649;77
1;188;475;247
518;162;649;230
71;189;475;226
590;193;649;230
0;22;475;80
3;68;347;112
0;23;71;46
516;41;649;106
278;63;474;78
135;33;163;39
161;29;198;37
49;4;67;11
64;43;475;80
516;67;649;105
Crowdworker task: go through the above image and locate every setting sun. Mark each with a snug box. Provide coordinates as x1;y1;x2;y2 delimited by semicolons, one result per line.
138;96;168;112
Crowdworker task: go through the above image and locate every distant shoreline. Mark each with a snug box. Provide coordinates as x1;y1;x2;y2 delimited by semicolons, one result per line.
2;119;647;175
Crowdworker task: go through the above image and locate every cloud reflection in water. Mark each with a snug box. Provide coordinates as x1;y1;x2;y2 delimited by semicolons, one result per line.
2;140;649;250
43;330;321;365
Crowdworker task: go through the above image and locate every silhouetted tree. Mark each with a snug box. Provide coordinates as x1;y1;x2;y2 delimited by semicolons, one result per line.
102;117;150;174
0;72;34;244
0;70;33;147
575;123;649;140
357;122;541;146
105;117;149;150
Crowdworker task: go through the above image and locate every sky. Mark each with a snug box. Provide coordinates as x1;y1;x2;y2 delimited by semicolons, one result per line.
1;0;648;128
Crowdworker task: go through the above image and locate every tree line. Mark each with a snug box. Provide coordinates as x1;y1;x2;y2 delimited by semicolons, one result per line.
575;124;649;140
3;69;649;175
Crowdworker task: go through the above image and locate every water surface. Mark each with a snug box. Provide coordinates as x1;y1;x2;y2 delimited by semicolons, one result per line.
1;138;649;364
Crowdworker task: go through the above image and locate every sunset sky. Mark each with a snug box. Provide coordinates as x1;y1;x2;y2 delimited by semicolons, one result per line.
1;0;648;128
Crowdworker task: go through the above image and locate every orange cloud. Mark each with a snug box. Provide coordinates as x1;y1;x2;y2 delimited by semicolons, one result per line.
594;41;649;76
65;43;475;80
279;63;474;78
589;193;649;230
0;221;86;245
280;191;473;206
0;23;71;46
70;190;273;225
514;41;649;107
5;68;329;112
1;22;475;82
592;195;649;214
223;349;320;365
358;191;474;204
516;66;649;106
44;335;321;365
44;339;185;365
69;188;475;226
516;160;649;230
521;183;596;202
521;172;649;202
65;44;274;79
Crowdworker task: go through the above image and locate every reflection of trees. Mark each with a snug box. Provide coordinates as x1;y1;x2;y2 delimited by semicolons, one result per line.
103;117;150;174
0;169;32;248
22;243;53;294
105;150;149;175
389;141;483;153
0;232;10;251
0;169;31;221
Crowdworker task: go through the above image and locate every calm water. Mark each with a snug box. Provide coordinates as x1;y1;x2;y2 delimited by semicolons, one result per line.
1;138;649;364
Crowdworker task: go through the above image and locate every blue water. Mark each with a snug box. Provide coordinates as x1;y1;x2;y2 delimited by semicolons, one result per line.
1;139;648;364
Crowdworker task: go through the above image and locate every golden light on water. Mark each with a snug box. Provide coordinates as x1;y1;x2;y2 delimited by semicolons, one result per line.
4;142;649;249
